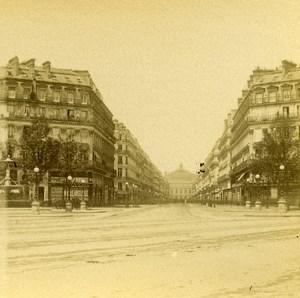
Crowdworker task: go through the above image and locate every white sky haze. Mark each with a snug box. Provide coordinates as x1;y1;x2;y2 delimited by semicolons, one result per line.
1;0;300;174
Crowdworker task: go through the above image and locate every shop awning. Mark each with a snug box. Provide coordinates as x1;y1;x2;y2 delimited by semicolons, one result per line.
237;172;245;181
216;191;222;197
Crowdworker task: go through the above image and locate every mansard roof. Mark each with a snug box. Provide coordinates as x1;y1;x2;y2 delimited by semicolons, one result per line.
0;56;91;86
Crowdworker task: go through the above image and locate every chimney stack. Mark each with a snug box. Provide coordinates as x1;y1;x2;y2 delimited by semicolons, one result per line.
8;56;19;76
21;59;35;77
42;61;51;78
237;97;243;107
224;119;228;129
282;60;296;76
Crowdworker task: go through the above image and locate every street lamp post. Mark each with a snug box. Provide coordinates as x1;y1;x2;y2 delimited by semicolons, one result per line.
31;166;40;214
209;183;216;208
254;174;262;210
135;185;138;207
66;175;73;212
81;179;87;210
132;183;135;207
278;165;287;212
265;177;270;209
212;184;216;208
125;181;129;207
245;178;251;209
209;184;212;207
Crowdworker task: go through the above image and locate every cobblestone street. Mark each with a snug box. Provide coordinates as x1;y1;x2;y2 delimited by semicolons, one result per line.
1;204;300;297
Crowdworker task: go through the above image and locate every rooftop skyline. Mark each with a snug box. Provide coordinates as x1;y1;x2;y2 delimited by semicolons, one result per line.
1;0;300;174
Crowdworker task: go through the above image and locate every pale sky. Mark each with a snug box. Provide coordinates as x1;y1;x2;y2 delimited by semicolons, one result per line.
1;0;300;174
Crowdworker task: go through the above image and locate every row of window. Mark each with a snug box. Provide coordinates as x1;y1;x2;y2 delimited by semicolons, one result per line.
117;168;128;178
7;86;89;104
7;125;90;141
232;125;300;169
255;125;300;141
250;105;300;117
51;128;90;140
253;89;299;104
7;105;89;120
118;144;128;151
118;155;128;165
118;134;128;141
94;134;103;150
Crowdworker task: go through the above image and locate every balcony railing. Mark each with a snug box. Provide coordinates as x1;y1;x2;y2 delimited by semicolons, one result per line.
230;160;249;175
5;112;91;123
247;113;299;122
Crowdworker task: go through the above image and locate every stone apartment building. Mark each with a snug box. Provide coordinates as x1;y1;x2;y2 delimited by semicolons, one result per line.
194;140;220;204
0;57;116;206
230;60;300;205
193;60;300;206
114;119;166;204
217;111;235;203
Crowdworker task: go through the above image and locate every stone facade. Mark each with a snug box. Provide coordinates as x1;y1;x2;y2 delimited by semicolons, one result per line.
0;57;116;206
166;164;196;202
114;119;167;204
193;60;300;206
230;60;300;205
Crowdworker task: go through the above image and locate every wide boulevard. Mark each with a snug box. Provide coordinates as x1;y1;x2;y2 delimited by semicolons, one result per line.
1;204;300;297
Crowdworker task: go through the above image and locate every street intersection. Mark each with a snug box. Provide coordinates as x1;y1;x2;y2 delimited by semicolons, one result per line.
2;204;300;297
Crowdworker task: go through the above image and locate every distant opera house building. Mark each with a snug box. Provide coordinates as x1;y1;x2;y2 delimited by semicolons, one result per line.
165;164;196;202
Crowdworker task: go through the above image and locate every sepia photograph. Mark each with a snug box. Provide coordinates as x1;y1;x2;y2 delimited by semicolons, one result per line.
0;0;300;297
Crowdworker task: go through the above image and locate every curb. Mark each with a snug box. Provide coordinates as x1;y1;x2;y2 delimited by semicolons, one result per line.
244;214;300;217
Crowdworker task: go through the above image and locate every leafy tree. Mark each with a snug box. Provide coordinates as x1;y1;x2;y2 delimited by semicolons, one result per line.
53;136;90;207
18;118;90;207
19;117;60;179
56;136;90;178
250;116;299;182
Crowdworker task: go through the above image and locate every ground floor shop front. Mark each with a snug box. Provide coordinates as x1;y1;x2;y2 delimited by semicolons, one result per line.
5;167;115;207
48;170;115;207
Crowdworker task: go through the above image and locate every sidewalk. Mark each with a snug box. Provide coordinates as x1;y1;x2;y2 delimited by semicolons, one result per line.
221;205;300;217
0;204;156;218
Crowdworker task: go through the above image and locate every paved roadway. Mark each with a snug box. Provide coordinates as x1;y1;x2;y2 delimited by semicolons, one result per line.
2;204;300;297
